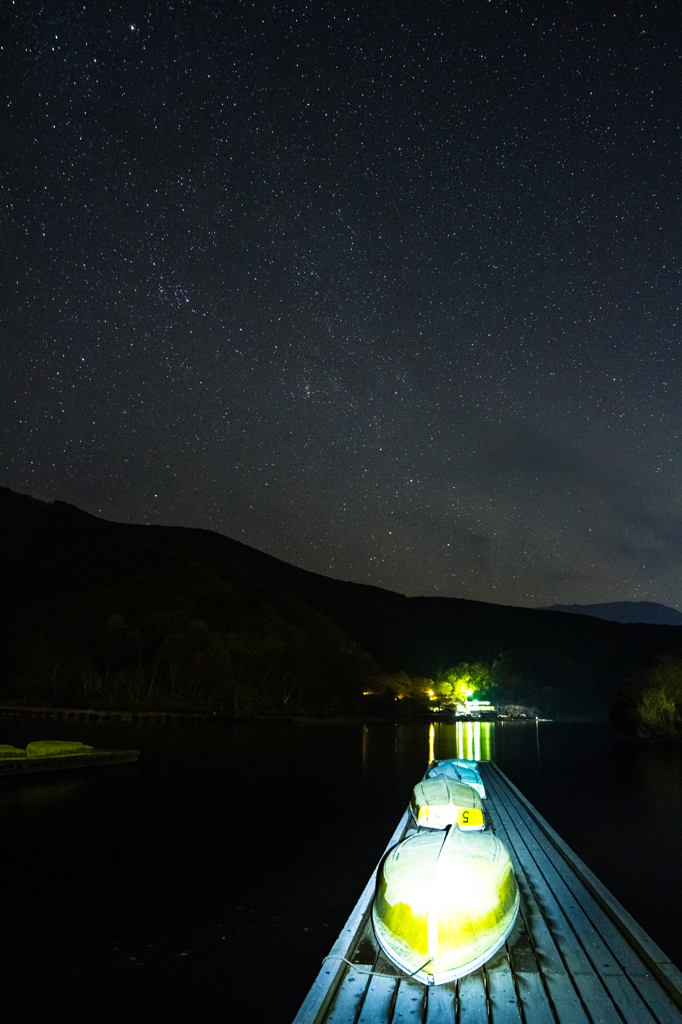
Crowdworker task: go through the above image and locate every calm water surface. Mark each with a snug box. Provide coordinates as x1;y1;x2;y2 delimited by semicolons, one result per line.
1;715;681;1024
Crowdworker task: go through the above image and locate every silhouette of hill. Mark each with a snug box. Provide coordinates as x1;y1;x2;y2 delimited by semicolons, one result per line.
1;487;681;718
546;601;682;626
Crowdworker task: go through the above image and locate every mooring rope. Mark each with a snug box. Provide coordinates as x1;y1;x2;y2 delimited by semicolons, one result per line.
321;954;434;980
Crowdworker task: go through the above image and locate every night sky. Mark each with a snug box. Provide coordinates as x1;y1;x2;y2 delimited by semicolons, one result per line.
3;0;680;608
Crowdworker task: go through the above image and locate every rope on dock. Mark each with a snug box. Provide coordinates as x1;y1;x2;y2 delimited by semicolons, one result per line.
321;954;434;980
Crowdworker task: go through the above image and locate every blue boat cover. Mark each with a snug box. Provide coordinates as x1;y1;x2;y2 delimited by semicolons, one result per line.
426;758;486;799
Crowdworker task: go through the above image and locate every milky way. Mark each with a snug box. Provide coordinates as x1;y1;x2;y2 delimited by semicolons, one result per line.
3;0;680;607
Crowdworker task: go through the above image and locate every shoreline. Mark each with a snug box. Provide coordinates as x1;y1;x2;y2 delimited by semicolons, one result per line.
0;703;607;725
0;703;219;721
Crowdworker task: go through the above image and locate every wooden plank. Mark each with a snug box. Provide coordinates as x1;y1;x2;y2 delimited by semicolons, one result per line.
458;969;489;1022
505;922;555;1024
326;970;372;1024
483;794;591;1024
292;809;410;1024
372;948;402;977
485;949;523;1024
490;769;648;974
349;917;381;967
483;768;605;973
484;796;577;975
601;974;673;1024
425;982;457;1024
490;765;682;980
488;766;682;1024
513;972;554;1024
502;806;626;975
481;768;623;1024
483;769;587;978
485;769;627;1024
356;975;397;1024
391;979;425;1022
487;767;682;1024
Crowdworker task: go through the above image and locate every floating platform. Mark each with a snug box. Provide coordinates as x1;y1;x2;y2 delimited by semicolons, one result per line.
0;749;139;777
294;761;682;1024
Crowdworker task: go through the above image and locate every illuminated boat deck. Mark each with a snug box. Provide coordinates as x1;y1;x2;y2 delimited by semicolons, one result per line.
294;762;682;1024
0;749;139;776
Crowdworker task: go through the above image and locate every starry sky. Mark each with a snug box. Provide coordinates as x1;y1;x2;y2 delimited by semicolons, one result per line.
2;0;681;608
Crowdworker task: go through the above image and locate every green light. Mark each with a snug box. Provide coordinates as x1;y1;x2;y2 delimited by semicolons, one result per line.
436;663;492;709
25;741;94;758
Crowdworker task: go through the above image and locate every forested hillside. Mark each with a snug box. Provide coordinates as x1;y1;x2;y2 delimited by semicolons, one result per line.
1;488;681;718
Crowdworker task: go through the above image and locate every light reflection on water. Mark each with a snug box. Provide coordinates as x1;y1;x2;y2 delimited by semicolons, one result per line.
428;720;494;763
0;775;91;813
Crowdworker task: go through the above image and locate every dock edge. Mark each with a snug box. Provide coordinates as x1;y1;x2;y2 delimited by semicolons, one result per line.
488;762;682;1011
292;808;410;1024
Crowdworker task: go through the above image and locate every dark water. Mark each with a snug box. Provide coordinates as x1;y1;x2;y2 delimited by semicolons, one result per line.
1;716;681;1024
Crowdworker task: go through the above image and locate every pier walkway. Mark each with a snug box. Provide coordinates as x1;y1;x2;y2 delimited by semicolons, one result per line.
294;762;682;1024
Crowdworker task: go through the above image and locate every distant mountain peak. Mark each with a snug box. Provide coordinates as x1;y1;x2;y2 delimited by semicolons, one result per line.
545;601;682;626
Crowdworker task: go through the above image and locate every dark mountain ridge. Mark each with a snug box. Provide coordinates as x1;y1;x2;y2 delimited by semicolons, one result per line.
1;487;681;717
546;601;682;626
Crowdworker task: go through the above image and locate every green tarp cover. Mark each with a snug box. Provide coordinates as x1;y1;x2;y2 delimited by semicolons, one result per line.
25;741;94;758
0;744;28;759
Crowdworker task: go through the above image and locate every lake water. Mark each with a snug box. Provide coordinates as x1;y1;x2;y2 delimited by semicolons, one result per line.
1;715;681;1024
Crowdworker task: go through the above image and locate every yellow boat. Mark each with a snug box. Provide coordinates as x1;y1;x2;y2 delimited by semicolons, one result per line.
410;776;486;831
372;825;519;984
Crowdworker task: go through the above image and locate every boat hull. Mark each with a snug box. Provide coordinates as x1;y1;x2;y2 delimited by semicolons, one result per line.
410;776;485;831
372;826;519;984
426;758;487;800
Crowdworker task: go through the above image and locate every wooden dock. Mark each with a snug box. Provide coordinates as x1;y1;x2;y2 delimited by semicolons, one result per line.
294;761;682;1024
0;749;139;777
